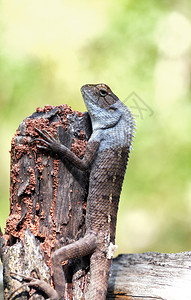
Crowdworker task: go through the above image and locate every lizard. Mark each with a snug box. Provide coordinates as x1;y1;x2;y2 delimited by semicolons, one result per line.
9;83;135;300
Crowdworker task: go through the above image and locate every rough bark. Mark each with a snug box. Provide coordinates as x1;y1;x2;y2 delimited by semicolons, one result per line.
0;105;92;299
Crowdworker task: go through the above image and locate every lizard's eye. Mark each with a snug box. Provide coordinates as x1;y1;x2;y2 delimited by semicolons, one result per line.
107;107;116;113
99;88;108;97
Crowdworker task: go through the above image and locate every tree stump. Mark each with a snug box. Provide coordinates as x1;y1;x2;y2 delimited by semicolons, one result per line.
0;105;92;299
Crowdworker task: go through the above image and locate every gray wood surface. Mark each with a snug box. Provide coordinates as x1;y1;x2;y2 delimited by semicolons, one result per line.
106;251;191;300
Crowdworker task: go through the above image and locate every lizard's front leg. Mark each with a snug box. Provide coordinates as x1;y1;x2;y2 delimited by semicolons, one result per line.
33;127;100;171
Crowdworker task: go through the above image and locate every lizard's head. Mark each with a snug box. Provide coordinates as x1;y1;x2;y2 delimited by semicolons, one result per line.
81;84;119;109
81;84;122;130
81;83;135;148
81;83;119;108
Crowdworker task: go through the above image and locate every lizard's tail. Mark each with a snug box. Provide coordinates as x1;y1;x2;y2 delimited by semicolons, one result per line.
85;249;111;300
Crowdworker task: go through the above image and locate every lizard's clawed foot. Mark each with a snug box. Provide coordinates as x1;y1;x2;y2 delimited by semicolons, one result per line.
29;127;60;151
9;272;59;300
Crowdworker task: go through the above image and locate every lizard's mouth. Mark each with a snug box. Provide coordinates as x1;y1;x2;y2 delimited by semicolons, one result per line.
81;84;95;96
80;84;97;106
80;85;87;97
80;85;89;100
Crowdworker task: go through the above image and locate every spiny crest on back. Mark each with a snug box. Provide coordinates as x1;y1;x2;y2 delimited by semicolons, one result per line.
125;107;136;152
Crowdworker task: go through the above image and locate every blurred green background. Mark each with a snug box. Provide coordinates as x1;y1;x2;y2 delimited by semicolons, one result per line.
0;0;191;256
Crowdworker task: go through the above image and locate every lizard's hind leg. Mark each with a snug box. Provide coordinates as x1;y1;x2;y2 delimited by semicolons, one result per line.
52;232;97;298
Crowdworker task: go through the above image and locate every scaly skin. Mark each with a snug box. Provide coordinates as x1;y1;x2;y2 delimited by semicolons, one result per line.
9;84;135;300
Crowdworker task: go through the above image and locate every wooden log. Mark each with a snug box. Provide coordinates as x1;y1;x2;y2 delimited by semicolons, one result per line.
106;251;191;300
